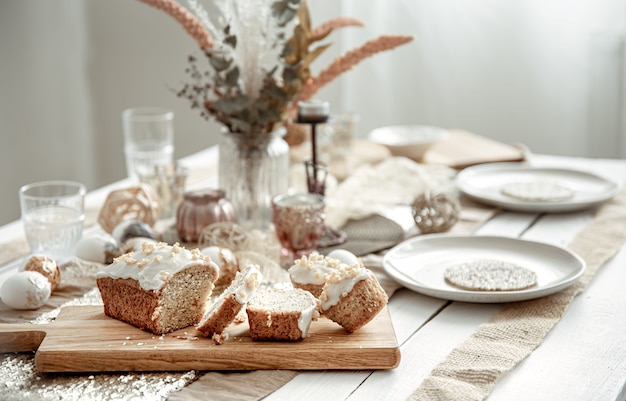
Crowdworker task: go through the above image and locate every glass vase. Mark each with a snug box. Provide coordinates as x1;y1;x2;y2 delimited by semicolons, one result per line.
218;127;289;231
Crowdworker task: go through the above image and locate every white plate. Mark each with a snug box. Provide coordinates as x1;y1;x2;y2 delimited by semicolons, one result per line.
383;234;585;303
456;162;618;212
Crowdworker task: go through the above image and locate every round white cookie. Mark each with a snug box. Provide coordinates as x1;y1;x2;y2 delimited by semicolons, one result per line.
500;181;574;202
444;259;537;291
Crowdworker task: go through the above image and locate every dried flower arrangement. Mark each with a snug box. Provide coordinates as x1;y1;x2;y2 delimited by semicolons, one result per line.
137;0;413;146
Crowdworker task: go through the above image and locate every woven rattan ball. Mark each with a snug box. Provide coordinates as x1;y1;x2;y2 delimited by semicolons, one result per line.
412;191;460;234
197;221;248;250
97;185;161;233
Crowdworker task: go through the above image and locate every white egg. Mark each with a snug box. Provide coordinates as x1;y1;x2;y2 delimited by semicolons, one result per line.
112;220;155;244
76;235;119;264
327;249;360;266
119;237;158;254
200;246;221;266
0;271;52;310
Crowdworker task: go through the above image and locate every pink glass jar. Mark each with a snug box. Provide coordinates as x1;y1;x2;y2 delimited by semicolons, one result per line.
175;189;237;243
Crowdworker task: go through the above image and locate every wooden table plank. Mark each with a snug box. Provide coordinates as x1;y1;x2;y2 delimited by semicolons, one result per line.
488;208;626;400
346;302;503;401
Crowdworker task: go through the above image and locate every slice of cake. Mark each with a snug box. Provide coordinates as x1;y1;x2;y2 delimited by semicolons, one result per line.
196;264;262;337
96;242;219;335
288;254;344;298
201;246;240;295
246;288;319;341
319;264;388;332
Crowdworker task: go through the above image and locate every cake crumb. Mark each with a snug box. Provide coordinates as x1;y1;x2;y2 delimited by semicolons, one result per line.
212;332;230;345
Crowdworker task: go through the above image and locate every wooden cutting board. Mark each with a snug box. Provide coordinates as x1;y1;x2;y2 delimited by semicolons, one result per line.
0;305;400;373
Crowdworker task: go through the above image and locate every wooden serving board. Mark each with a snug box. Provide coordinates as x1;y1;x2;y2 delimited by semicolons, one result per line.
0;305;400;373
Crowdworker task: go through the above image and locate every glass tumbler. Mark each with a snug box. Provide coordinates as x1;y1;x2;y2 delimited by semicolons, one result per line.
272;193;325;266
122;107;174;180
19;180;86;262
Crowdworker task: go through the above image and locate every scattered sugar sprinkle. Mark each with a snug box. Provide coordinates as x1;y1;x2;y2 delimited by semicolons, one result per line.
1;353;197;400
142;241;156;254
159;271;171;281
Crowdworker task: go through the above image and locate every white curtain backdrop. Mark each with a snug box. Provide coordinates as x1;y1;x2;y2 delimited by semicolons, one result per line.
333;0;626;156
0;0;624;225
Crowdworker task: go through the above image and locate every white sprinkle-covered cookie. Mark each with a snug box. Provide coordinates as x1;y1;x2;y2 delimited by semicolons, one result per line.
500;181;574;202
444;259;537;291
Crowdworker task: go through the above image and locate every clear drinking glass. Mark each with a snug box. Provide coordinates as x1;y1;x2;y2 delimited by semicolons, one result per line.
122;107;174;180
272;192;325;267
19;180;86;262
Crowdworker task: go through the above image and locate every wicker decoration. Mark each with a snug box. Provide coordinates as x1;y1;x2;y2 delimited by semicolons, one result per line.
97;185;161;233
412;191;461;234
197;222;248;250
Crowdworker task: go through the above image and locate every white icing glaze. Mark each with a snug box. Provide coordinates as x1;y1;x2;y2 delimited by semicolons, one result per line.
296;290;318;337
0;271;51;310
288;254;344;285
320;265;372;311
200;246;221;274
95;242;217;291
232;264;262;304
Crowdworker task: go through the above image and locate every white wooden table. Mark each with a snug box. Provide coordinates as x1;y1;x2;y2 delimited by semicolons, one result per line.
1;148;625;401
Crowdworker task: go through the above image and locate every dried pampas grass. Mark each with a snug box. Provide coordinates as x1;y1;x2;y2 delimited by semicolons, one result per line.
299;35;414;102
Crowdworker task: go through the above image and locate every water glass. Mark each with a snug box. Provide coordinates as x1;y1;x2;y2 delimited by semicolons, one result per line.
19;181;86;262
272;193;325;266
122;107;174;180
137;162;189;220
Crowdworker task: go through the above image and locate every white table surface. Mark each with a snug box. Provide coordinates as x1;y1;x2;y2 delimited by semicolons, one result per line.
1;147;625;401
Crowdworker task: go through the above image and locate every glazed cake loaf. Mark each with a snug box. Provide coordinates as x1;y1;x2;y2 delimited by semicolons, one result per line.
288;254;344;298
319;264;388;332
196;264;262;337
246;288;319;341
96;242;219;335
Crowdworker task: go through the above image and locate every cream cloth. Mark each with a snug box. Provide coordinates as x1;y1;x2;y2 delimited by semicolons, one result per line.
409;188;626;401
324;157;457;229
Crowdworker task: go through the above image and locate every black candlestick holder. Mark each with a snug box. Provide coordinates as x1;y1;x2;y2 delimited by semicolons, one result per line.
304;159;328;195
297;100;347;247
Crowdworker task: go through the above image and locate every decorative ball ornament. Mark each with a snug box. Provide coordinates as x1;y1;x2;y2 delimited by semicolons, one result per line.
97;185;161;233
197;222;248;250
412;190;460;234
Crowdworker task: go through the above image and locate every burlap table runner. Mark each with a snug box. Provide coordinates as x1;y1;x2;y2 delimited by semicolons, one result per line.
409;188;626;401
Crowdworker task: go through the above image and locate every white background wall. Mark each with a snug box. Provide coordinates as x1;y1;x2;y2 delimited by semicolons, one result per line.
0;0;624;226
